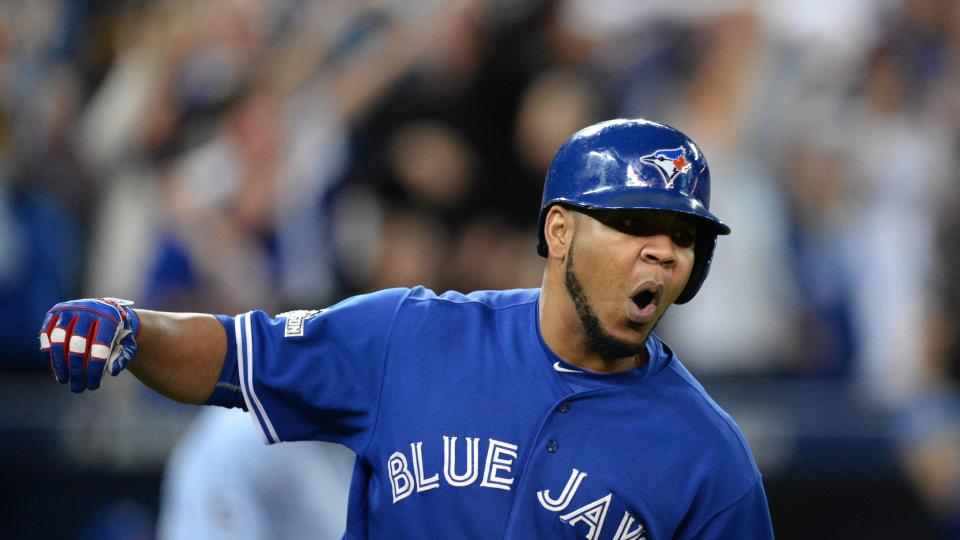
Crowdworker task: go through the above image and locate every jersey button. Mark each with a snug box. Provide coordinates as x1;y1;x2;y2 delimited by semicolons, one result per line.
546;441;559;453
558;403;570;413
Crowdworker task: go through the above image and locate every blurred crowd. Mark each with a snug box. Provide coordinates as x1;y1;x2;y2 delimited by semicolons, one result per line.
2;0;960;536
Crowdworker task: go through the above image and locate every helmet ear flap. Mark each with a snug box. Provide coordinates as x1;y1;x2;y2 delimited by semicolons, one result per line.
674;233;717;304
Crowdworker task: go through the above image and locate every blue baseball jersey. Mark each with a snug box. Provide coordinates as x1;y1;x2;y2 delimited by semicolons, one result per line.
221;287;773;539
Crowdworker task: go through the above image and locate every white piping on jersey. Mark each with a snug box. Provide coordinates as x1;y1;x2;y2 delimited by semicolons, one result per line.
236;313;280;444
235;314;263;442
246;313;280;443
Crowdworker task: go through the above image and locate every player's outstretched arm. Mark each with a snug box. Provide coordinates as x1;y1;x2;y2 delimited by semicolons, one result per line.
39;299;225;404
129;309;225;404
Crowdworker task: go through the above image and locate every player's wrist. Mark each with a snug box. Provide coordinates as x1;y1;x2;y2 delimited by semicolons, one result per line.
127;306;141;339
97;297;140;336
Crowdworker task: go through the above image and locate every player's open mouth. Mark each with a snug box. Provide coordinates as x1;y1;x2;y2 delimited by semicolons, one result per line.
632;290;655;310
628;283;662;323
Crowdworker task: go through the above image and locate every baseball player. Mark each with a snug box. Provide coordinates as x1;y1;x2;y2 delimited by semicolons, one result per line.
40;119;774;539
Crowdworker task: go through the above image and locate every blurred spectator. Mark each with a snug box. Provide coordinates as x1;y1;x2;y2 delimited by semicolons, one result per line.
0;173;81;367
0;1;89;367
914;183;960;538
844;42;954;407
857;4;960;536
647;11;800;374
777;129;858;377
144;84;347;313
158;407;355;540
368;207;449;291
513;67;600;179
386;119;477;219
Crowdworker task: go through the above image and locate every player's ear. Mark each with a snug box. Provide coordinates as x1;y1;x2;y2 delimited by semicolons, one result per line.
544;206;575;261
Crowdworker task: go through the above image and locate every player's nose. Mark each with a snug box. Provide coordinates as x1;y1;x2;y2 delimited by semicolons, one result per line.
639;234;677;268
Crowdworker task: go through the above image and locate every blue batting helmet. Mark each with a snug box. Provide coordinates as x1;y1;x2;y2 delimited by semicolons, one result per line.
536;118;730;304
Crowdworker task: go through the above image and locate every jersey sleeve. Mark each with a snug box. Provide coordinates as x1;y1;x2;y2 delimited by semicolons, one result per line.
229;288;410;451
679;481;774;540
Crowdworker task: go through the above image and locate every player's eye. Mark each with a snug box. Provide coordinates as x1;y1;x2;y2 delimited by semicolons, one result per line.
619;218;643;231
671;229;696;248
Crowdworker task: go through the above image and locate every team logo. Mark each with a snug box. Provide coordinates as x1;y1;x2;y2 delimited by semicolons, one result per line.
639;147;691;187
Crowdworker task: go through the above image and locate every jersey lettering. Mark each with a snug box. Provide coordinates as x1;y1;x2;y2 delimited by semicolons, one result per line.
410;442;440;492
388;435;520;504
388;452;415;503
612;511;648;540
537;468;587;511
443;436;480;487
479;439;519;490
539;469;650;539
559;493;612;540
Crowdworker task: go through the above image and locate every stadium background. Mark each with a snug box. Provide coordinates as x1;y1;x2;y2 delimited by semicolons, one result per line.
1;0;959;538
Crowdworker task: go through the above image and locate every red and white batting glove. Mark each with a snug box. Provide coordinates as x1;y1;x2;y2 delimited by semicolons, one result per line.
38;298;141;393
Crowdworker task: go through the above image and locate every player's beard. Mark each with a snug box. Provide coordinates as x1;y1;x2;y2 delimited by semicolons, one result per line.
564;235;647;362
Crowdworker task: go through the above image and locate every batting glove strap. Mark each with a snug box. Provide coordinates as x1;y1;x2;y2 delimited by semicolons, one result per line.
39;298;141;393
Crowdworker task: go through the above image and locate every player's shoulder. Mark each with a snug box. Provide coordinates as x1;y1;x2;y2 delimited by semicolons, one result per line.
313;287;538;326
404;286;540;311
653;340;761;478
320;287;413;316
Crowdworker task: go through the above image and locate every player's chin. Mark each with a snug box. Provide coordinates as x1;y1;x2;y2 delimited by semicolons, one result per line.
615;321;652;343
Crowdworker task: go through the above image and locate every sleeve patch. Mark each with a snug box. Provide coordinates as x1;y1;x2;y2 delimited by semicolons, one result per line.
276;309;322;338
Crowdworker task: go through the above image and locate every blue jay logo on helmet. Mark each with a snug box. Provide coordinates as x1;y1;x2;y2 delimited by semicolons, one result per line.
639;147;691;187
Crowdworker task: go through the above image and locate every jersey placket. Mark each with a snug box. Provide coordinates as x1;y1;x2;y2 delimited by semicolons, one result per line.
498;389;602;539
